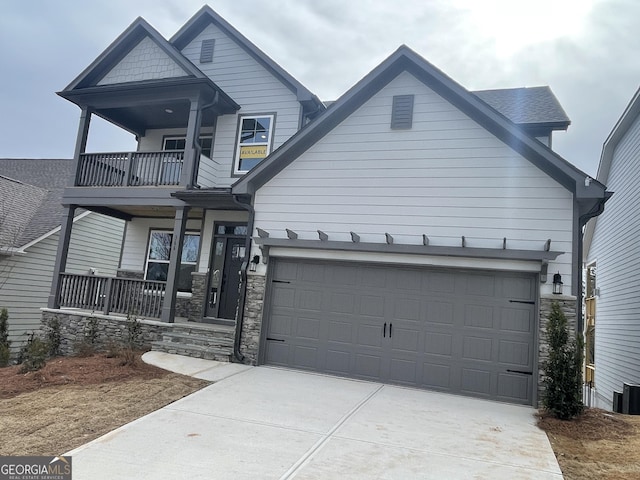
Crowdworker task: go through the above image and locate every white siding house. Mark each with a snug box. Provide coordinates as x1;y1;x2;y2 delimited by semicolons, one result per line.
584;88;640;411
233;46;608;406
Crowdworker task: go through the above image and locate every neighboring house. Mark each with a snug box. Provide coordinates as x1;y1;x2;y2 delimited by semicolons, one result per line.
45;6;608;407
0;159;125;352
584;88;640;411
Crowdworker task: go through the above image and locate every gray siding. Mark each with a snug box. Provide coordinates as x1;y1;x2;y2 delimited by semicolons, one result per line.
253;72;574;294
0;213;124;352
98;36;188;85
180;23;302;186
587;112;640;409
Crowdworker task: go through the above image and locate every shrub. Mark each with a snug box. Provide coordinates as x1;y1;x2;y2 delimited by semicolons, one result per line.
19;333;49;373
0;308;10;367
45;316;62;357
542;302;584;419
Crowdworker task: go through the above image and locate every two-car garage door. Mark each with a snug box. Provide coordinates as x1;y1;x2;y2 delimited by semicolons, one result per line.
263;259;537;405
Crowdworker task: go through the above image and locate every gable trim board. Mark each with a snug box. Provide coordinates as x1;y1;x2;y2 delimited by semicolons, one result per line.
14;211;93;253
233;45;607;217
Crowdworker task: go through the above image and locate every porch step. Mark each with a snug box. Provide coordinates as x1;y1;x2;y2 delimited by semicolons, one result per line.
150;323;235;362
150;341;232;362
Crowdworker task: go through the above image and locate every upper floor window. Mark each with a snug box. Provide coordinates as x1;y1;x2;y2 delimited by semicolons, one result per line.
163;136;212;158
234;115;274;174
145;230;200;292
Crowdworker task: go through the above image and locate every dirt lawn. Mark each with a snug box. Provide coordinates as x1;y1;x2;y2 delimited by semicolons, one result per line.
0;353;209;456
3;355;640;478
538;408;640;479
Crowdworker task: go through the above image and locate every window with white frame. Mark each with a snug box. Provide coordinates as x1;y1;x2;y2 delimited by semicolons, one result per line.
160;136;212;184
234;115;274;174
145;231;200;292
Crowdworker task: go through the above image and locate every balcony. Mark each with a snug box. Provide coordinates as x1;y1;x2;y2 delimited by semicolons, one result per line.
58;273;166;318
77;151;186;187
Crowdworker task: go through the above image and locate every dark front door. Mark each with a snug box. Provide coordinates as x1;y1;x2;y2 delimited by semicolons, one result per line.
205;224;247;321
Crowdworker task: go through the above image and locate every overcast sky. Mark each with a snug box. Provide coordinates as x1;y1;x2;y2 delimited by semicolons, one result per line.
1;0;639;176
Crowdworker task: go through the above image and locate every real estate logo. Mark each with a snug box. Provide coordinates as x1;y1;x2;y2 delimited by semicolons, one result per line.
0;456;71;480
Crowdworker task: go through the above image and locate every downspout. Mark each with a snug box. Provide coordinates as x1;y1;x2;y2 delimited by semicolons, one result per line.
231;193;255;363
576;192;612;334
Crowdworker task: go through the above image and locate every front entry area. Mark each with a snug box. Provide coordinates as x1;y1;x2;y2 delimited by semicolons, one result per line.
204;223;247;322
262;259;537;405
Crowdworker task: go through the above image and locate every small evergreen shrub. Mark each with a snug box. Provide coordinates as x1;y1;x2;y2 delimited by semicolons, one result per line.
542;302;584;419
0;308;10;367
19;333;49;373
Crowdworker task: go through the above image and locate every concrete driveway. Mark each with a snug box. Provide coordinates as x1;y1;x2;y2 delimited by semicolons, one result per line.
67;364;562;479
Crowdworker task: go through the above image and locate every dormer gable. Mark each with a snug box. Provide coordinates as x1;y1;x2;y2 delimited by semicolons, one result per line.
170;5;323;111
63;18;206;91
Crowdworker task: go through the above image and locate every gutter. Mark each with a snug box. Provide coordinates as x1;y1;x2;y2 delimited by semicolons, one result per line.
231;193;255;363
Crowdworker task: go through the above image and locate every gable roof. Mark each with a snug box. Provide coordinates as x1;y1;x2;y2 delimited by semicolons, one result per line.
232;45;607;217
0;159;79;249
0;176;47;250
170;5;324;109
583;87;640;257
473;86;570;129
63;17;207;91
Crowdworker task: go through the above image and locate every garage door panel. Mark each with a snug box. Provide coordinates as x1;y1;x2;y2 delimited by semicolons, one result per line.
355;353;383;379
299;289;323;311
464;304;496;329
498;340;531;367
422;332;453;356
325;349;351;374
293;345;320;369
357;323;385;347
296;317;321;340
425;301;455;325
422;362;453;389
264;259;536;405
461;368;493;396
464;274;496;297
497;373;531;402
462;336;494;362
500;307;534;333
328;320;354;343
390;327;420;353
389;358;418;384
424;271;456;294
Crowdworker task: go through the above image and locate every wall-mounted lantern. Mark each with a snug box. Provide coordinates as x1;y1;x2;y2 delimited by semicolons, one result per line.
249;255;260;272
552;273;563;295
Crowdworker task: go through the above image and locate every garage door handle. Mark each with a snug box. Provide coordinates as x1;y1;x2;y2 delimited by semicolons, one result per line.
507;369;533;376
383;323;387;338
509;300;535;305
267;337;285;342
389;323;392;337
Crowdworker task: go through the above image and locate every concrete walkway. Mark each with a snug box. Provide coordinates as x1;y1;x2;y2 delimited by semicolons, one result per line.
66;353;562;479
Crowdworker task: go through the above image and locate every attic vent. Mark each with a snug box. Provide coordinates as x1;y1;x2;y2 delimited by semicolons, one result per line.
391;94;414;129
200;39;215;63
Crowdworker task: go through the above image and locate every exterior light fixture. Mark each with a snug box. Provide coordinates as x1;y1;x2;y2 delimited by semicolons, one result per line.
249;255;260;272
552;272;563;295
164;108;174;114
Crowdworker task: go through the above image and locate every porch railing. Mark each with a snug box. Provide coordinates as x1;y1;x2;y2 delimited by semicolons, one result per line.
58;273;166;318
76;151;185;187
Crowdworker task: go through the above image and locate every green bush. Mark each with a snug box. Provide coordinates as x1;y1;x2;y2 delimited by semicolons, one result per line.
19;334;49;373
0;308;10;367
542;302;584;419
45;316;62;357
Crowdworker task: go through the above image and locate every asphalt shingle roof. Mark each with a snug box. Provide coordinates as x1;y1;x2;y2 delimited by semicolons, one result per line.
472;86;570;126
0;159;74;248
